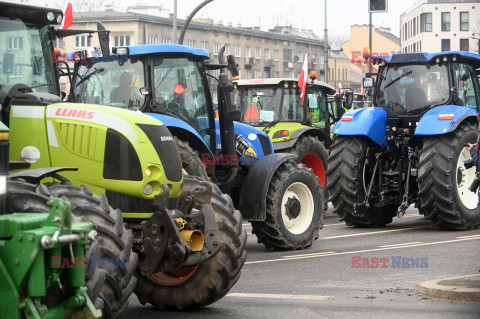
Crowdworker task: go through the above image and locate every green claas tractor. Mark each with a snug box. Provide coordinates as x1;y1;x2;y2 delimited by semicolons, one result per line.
0;1;246;316
1;122;103;318
234;76;349;189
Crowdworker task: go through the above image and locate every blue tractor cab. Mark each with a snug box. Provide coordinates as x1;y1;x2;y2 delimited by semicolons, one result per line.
70;43;324;250
327;51;480;229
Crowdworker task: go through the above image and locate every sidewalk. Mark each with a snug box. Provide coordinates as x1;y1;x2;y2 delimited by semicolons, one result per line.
419;274;480;303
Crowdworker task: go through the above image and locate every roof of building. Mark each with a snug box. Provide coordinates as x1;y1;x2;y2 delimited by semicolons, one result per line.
73;10;327;47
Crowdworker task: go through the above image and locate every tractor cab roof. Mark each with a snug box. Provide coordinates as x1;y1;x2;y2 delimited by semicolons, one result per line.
113;44;210;60
234;78;336;95
376;51;480;68
0;1;62;26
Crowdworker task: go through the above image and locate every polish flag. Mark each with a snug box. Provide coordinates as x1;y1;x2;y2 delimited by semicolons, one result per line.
298;53;308;104
361;84;365;97
60;1;73;29
338;82;342;93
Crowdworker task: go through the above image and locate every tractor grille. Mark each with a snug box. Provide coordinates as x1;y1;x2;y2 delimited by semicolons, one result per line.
58;123;97;158
103;129;142;181
258;134;272;156
137;124;182;183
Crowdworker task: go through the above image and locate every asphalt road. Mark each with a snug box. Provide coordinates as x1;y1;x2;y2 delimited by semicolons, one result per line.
119;206;480;318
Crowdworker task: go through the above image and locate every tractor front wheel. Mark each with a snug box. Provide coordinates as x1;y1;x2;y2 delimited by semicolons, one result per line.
251;161;323;250
418;121;480;229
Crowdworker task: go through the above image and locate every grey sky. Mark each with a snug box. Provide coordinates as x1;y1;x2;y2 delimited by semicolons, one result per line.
26;0;420;37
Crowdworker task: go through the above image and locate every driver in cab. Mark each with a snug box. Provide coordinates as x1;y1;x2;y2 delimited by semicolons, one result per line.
110;72;140;108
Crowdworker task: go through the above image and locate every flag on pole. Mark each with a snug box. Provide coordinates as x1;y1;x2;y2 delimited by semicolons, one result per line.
60;1;73;30
298;53;309;104
338;82;342;93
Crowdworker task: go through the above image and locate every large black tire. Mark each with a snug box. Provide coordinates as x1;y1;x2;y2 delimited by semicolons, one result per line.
286;135;329;210
326;136;397;227
418;121;480;230
251;161;323;250
175;137;209;179
6;180;138;318
134;175;247;310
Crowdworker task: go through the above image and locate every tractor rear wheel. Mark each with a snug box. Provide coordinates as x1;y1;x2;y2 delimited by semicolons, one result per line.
6;180;137;318
287;135;329;210
418;121;480;229
134;175;247;310
175;137;208;179
326;136;396;227
251;161;323;250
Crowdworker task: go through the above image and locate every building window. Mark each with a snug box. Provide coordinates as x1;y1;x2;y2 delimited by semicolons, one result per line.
273;71;279;78
420;13;432;32
214;43;220;55
264;49;270;60
460;38;469;51
245;46;251;57
201;41;208;50
441;12;450;32
54;38;65;48
235;45;241;57
244;69;250;79
114;35;130;46
274;49;279;61
225;44;231;55
162;37;171;44
254;70;261;78
413;43;416;52
188;40;196;47
75;35;91;48
149;36;158;44
460;12;469;31
283;49;293;61
441;39;450;52
255;47;261;59
413;17;416;36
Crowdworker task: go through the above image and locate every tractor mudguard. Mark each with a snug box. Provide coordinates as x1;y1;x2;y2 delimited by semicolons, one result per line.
332;107;388;146
146;113;213;156
414;105;479;135
9;167;78;183
214;119;273;158
273;127;333;151
239;153;297;221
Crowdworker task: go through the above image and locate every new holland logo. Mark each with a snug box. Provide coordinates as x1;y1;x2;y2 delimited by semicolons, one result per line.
54;108;95;120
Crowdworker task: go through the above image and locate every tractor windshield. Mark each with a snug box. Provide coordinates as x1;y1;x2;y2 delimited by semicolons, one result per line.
0;17;59;108
75;57;146;110
239;85;303;125
305;87;328;128
152;58;210;142
376;64;450;115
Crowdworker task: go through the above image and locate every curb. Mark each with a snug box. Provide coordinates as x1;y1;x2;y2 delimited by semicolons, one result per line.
419;275;480;303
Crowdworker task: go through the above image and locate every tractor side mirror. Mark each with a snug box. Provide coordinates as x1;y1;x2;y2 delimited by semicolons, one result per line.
227;55;239;78
344;92;353;110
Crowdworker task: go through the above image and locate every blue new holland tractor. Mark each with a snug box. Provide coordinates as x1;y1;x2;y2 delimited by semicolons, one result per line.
327;51;480;229
69;44;323;250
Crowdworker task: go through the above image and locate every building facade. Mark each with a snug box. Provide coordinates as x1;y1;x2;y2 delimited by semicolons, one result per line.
400;0;480;53
61;10;328;83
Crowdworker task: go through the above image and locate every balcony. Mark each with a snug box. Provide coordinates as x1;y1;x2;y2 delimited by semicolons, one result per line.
264;59;275;67
283;61;294;69
244;57;254;69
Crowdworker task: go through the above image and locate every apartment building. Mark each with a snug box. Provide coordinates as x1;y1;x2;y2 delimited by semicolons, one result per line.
400;0;480;53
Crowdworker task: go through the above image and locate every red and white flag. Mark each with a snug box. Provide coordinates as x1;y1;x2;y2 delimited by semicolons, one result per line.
298;53;308;104
60;1;73;29
338;82;342;93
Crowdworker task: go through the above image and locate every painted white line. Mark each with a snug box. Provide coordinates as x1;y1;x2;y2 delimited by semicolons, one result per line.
321;226;424;239
281;251;337;259
456;234;480;239
245;236;480;265
323;222;345;227
227;293;332;301
378;242;423;248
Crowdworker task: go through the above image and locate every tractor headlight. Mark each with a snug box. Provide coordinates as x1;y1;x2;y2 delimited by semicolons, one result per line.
143;183;154;195
0;176;6;195
47;11;55;22
56;13;63;24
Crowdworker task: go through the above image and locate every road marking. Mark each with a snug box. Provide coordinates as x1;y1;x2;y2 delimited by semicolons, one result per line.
456;234;480;239
227;293;332;301
281;251;337;259
321;226;425;239
245;236;480;265
378;242;423;248
323;222;345;227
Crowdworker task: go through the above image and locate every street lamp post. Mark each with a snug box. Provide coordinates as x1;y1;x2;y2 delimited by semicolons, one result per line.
324;0;329;83
178;0;214;45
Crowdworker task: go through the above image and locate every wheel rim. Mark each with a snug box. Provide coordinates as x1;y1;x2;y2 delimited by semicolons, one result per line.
456;147;478;210
281;182;315;234
139;261;198;286
300;152;326;187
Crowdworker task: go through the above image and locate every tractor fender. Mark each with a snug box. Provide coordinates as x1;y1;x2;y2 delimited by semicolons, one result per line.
238;153;297;221
145;113;213;156
332;107;388;146
414;105;479;136
273;127;332;152
8;167;78;184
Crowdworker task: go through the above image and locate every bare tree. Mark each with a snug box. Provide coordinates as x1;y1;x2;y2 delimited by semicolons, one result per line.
328;34;348;48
